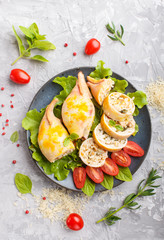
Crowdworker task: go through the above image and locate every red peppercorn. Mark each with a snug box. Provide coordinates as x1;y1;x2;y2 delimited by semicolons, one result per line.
42;197;46;200
73;52;77;56
2;127;5;130
25;210;29;214
1;104;4;107
64;43;68;47
125;60;129;64
6;119;9;123
0;113;2;117
5;123;9;126
17;144;20;147
12;160;16;164
11;105;14;108
10;101;12;103
1;87;4;91
11;94;14;97
2;132;6;135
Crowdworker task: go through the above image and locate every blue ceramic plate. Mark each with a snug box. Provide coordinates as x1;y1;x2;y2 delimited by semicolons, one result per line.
27;67;151;192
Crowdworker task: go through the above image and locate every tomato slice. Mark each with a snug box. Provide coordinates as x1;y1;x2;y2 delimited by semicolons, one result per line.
66;213;84;231
85;38;101;55
10;69;31;84
101;158;119;176
111;150;131;167
123;141;144;157
86;166;104;183
73;167;86;189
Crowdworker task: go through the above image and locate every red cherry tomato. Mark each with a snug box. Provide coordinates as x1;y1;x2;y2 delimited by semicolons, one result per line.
86;166;104;183
85;38;100;55
10;69;31;84
73;167;86;189
66;213;84;231
123;141;144;157
101;158;119;176
111;150;131;167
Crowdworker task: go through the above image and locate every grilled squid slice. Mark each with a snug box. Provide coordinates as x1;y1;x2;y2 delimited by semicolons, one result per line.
38;98;75;163
93;123;127;152
103;92;135;121
79;138;108;167
87;76;114;105
101;113;135;140
62;72;95;139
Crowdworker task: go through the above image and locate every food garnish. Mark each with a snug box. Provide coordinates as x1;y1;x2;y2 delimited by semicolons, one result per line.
66;213;84;231
106;22;125;46
11;23;55;65
10;131;19;143
10;69;31;84
85;38;100;55
15;173;33;195
96;168;161;226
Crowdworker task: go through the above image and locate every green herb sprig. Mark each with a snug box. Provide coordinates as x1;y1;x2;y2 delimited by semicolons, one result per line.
63;133;79;147
12;23;55;65
96;168;161;226
106;22;125;46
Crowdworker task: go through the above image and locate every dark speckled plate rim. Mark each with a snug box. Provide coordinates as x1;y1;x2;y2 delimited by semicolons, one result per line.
26;66;152;192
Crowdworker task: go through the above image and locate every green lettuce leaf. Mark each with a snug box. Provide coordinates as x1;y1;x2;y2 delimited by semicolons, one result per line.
133;106;139;116
90;99;103;132
111;77;128;93
89;60;112;80
127;91;148;109
133;123;139;136
22;108;45;147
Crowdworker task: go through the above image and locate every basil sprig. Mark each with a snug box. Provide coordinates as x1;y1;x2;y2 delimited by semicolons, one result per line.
63;133;79;147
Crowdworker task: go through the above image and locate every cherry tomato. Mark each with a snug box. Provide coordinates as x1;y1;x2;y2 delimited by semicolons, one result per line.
10;69;31;84
101;158;119;176
85;38;100;55
66;213;84;231
111;150;131;167
86;166;104;183
123;141;144;157
73;167;86;189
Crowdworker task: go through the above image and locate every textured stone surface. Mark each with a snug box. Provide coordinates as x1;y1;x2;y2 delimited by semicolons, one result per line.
0;0;164;239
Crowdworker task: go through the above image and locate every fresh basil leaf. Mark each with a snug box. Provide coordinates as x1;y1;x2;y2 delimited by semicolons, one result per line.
10;131;19;143
12;25;25;55
111;77;128;93
69;133;79;140
53;76;77;106
15;173;32;194
31;55;49;62
89;60;112;80
133;106;139;116
63;137;71;147
32;40;56;50
51;159;70;181
109;119;116;126
115;125;124;131
19;26;34;39
28;23;39;35
101;174;113;190
22;108;45;147
133;123;139;136
82;176;95;196
115;166;132;182
127;91;148;109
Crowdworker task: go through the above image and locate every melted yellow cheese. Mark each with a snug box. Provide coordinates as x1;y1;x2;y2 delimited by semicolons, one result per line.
66;95;89;112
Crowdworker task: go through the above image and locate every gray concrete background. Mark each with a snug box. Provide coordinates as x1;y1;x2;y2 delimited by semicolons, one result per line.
0;0;163;239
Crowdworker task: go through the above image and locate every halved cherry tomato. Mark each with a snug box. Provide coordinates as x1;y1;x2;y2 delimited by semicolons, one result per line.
10;69;31;84
66;213;84;231
111;150;131;167
85;38;100;55
123;141;144;157
73;167;86;189
101;158;119;176
86;166;104;183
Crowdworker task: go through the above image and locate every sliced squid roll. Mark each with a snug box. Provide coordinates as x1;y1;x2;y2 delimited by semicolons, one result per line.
38;98;75;163
87;76;114;105
103;92;135;121
101;113;135;140
79;138;108;167
93;124;127;152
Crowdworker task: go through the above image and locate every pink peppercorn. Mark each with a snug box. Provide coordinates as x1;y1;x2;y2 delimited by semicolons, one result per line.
43;197;46;200
1;104;4;107
2;132;6;135
73;52;77;56
10;101;12;103
2;127;5;130
0;113;2;117
5;123;9;127
12;160;16;164
16;144;20;147
1;87;4;91
6;119;9;123
64;43;68;47
125;60;129;64
10;105;14;108
25;210;29;214
11;94;14;97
